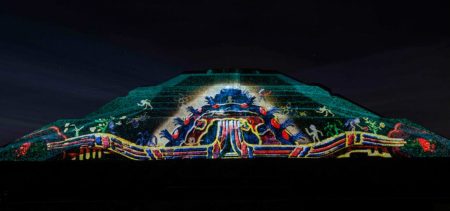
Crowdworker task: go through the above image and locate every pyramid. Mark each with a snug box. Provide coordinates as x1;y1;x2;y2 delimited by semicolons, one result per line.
1;69;448;160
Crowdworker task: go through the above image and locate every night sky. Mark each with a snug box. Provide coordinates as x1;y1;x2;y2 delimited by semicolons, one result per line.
0;1;449;145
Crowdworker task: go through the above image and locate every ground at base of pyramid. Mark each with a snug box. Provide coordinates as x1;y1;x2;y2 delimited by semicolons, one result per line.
1;69;448;161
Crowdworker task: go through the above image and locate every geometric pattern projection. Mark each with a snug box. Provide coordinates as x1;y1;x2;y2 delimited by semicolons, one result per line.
1;69;448;160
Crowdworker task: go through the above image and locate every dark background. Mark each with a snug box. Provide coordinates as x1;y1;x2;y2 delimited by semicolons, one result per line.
1;1;450;210
2;159;450;210
0;0;449;145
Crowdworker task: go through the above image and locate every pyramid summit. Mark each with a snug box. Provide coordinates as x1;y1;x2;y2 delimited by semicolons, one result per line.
1;69;448;160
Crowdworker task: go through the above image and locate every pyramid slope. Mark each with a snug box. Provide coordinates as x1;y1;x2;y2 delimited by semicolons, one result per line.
1;70;448;160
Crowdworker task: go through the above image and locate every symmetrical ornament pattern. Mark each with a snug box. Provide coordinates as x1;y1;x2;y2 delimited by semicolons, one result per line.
0;70;447;160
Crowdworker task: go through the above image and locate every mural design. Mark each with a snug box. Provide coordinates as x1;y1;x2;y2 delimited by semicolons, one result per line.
0;70;448;160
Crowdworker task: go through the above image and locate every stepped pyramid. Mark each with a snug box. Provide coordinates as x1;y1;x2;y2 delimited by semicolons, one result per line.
1;69;448;160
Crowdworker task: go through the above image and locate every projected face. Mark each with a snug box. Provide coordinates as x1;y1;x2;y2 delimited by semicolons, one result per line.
159;88;304;151
1;79;422;161
183;112;276;157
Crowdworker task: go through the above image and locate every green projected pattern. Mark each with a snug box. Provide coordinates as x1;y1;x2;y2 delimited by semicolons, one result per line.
1;69;448;160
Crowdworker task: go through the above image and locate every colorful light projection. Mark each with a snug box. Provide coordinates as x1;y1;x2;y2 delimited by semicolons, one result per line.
0;70;448;160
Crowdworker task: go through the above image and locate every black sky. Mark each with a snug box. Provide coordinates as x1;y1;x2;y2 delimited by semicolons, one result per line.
0;0;449;145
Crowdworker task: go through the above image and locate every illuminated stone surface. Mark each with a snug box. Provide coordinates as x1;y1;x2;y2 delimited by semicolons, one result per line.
1;69;448;160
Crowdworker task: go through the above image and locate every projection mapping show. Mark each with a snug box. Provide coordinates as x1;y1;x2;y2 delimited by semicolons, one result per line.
1;69;448;161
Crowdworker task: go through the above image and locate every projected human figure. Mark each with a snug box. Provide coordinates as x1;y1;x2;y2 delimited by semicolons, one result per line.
305;124;323;143
226;96;234;103
316;106;335;117
137;99;153;110
345;118;364;132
